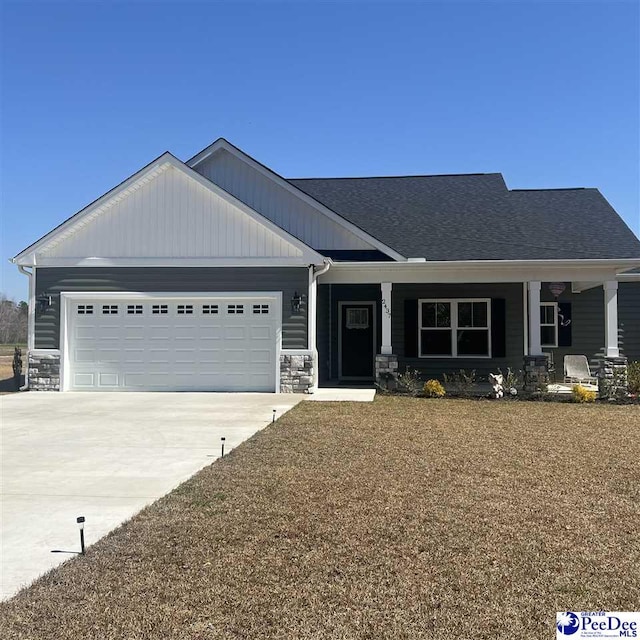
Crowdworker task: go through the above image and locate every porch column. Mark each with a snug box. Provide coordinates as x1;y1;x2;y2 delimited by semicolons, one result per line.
527;281;542;356
603;280;619;357
380;282;392;355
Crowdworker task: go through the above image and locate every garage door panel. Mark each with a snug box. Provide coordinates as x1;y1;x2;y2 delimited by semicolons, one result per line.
66;295;278;391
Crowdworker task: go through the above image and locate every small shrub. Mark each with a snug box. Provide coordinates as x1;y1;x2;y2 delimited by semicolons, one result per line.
12;347;23;390
423;379;445;398
628;361;640;394
572;384;596;403
397;367;422;396
497;367;522;394
442;369;476;396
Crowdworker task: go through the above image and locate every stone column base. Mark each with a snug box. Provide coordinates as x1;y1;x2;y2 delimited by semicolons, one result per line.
523;355;549;393
28;351;61;391
375;354;398;391
598;356;628;400
280;352;315;393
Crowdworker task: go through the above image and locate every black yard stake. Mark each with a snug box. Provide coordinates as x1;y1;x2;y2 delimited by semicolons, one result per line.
272;409;276;423
221;437;226;457
77;516;86;555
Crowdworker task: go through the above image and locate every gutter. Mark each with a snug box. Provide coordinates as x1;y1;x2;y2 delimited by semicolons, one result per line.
327;258;640;270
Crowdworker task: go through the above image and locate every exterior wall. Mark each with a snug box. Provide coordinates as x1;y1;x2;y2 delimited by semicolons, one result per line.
540;285;604;376
317;284;382;381
28;351;60;391
44;165;302;260
194;150;373;251
34;267;308;350
280;351;315;393
394;283;524;379
619;282;640;362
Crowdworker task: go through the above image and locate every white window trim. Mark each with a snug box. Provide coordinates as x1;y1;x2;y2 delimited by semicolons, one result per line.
418;298;492;359
540;301;558;348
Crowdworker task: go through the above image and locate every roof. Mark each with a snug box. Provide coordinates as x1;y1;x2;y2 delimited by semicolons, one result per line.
289;175;640;261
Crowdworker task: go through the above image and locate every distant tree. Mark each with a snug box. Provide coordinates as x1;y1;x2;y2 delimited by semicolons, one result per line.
0;295;28;344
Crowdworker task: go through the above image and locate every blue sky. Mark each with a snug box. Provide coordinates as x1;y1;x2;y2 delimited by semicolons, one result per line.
1;0;638;301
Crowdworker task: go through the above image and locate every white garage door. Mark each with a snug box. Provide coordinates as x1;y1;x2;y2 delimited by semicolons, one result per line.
64;294;280;391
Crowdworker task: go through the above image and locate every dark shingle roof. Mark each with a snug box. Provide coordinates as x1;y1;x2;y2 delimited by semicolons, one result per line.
288;175;640;261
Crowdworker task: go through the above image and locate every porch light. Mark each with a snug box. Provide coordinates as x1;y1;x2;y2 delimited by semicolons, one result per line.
548;282;566;299
36;292;53;313
291;291;302;314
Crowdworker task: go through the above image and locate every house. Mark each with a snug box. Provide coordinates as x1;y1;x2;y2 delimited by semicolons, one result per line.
11;138;640;394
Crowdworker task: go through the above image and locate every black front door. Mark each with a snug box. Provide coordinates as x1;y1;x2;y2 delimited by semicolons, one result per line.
340;303;375;379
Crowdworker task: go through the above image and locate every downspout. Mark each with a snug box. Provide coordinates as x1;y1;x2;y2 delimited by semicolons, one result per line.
308;259;332;391
17;264;33;390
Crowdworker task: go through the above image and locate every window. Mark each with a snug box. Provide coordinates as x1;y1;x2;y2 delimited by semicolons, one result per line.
177;304;193;315
127;304;143;315
152;304;168;315
419;299;490;358
227;304;244;314
346;307;369;329
102;304;118;315
252;304;269;315
77;304;93;315
540;302;558;348
203;304;219;314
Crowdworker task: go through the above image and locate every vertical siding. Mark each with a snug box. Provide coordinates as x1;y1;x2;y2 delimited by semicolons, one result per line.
394;283;524;379
195;150;372;251
35;267;308;350
316;284;331;383
619;282;640;362
44;166;301;259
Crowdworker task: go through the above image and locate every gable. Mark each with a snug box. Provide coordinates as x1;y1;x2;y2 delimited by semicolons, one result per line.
190;144;402;257
15;155;324;266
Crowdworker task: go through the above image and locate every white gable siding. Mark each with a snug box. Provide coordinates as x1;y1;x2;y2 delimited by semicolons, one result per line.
43;165;302;259
194;149;373;251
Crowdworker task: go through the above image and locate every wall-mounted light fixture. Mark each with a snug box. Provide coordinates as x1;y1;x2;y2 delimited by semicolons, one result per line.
291;291;302;314
37;293;53;313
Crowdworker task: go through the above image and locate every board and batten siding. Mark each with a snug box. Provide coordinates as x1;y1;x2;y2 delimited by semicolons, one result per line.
619;282;640;362
194;150;373;251
393;283;524;378
43;165;302;260
34;267;308;350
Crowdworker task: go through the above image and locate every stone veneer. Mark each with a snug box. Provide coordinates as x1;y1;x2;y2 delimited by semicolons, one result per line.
375;354;398;391
598;356;628;400
280;352;315;393
28;351;61;391
523;354;549;393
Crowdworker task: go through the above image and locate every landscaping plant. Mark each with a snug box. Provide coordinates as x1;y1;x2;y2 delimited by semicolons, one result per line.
442;369;476;396
628;361;640;394
572;384;596;403
423;379;445;398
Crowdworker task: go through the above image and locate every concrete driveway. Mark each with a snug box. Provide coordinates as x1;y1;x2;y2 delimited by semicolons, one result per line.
0;392;302;600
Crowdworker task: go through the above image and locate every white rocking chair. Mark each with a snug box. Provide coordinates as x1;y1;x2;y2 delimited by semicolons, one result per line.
563;355;598;386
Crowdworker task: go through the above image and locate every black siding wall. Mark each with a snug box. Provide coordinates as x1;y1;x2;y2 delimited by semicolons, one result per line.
35;267;308;350
619;282;640;362
394;283;524;378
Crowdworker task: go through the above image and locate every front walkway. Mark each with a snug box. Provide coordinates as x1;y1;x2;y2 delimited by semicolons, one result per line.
0;392;302;600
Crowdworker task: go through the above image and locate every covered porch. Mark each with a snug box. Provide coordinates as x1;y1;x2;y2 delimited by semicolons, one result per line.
313;259;634;395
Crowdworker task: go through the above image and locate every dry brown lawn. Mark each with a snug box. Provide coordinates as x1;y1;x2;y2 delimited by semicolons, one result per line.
1;397;639;639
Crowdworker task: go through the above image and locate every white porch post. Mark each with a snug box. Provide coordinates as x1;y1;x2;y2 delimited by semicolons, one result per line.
528;281;542;356
603;280;620;357
380;282;392;355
